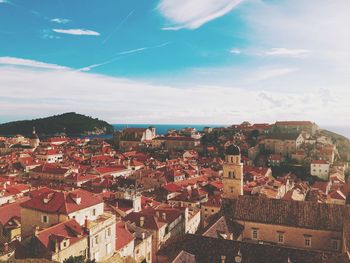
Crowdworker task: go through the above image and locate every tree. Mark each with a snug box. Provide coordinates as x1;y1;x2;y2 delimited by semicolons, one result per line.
63;256;85;263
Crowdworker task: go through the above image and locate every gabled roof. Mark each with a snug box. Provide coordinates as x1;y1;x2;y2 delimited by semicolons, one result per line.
36;219;86;251
21;189;103;214
125;207;184;230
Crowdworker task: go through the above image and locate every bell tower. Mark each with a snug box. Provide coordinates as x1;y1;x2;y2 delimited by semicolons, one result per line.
223;144;243;199
29;127;40;149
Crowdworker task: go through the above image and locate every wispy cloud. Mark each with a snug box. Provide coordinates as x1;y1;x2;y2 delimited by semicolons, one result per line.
263;48;310;58
53;28;100;36
51;18;71;24
0;57;68;70
230;48;241;54
253;67;298;81
0;0;9;4
158;0;243;30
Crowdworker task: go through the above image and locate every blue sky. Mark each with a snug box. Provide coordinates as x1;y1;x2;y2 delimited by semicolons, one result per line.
1;0;350;125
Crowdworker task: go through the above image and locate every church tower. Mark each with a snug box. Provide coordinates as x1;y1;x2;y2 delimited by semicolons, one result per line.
29;127;40;149
223;144;243;199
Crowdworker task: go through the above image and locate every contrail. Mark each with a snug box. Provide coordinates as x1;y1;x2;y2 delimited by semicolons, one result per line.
102;9;135;44
77;42;171;72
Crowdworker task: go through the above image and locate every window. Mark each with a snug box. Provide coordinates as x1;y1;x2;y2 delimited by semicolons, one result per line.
252;229;258;240
94;235;99;245
212;209;215;213
331;239;339;251
107;227;111;237
92;208;96;216
230;187;234;193
42;215;49;224
63;241;67;248
304;236;311;247
228;171;235;179
277;232;284;244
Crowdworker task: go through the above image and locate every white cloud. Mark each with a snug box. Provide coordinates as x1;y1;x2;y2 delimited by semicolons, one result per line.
242;0;350;65
263;48;310;58
51;18;71;24
53;28;100;36
0;62;346;125
0;0;9;3
158;0;243;30
253;67;298;81
230;48;241;54
0;57;68;70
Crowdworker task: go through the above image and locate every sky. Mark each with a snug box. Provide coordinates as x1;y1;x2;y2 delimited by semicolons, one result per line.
0;0;350;125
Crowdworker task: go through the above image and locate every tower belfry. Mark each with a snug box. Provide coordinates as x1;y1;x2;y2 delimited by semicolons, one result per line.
222;144;243;199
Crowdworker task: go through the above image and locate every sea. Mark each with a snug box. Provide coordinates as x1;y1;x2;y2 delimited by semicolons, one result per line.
113;124;224;135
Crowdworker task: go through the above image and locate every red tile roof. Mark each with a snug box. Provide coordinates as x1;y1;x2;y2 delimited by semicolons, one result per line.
21;189;103;214
36;219;86;251
30;164;69;174
115;221;134;250
0;197;30;225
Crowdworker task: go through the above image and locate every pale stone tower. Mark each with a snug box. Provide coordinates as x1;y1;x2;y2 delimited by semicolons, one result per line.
29;127;40;149
223;144;243;199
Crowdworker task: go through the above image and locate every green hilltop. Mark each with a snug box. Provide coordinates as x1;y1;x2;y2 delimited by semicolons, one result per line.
0;112;114;136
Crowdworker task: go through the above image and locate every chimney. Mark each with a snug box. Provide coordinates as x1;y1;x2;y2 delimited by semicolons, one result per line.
162;212;166;221
141;232;145;240
34;225;40;236
84;216;88;228
140;216;145;227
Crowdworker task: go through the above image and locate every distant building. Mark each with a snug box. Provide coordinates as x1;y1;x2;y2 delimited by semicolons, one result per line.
311;160;330;180
152;136;200;151
116;127;156;149
262;133;304;156
273;121;319;135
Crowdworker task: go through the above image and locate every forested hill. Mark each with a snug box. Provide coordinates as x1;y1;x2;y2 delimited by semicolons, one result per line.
0;112;114;136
